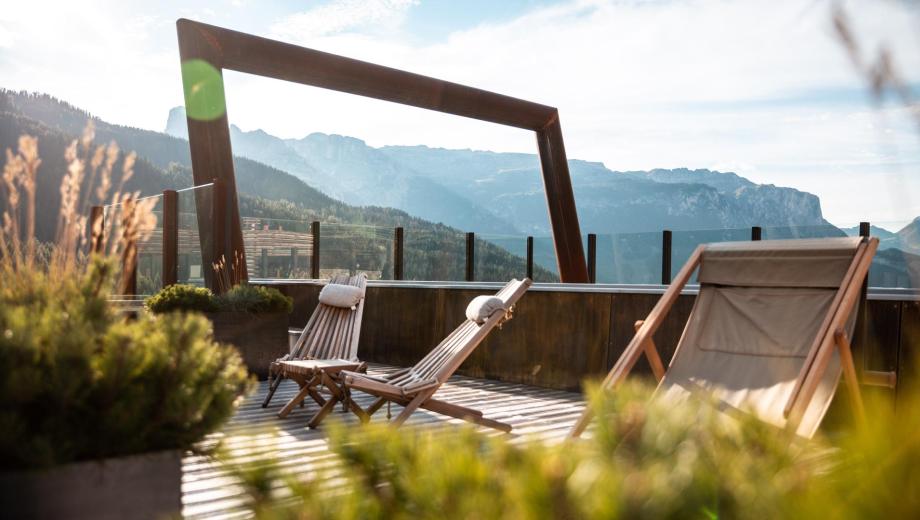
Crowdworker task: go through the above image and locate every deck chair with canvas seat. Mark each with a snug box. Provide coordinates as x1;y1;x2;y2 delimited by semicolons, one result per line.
318;278;532;432
261;273;368;423
570;237;880;439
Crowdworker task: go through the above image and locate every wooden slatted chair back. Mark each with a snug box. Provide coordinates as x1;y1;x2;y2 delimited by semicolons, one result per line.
290;273;368;361
394;278;531;387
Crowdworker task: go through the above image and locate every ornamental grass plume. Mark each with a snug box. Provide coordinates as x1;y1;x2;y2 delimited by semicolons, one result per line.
0;122;252;470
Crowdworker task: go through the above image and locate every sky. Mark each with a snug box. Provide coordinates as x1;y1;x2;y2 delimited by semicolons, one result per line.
1;0;919;230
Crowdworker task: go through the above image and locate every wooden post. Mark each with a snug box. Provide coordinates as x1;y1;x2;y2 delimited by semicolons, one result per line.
291;247;298;274
526;236;534;280
661;230;672;285
124;252;138;297
394;227;404;280
856;221;871;375
466;232;475;282
587;233;597;284
751;226;762;241
311;221;320;279
89;205;104;254
261;249;269;277
162;190;179;287
208;177;227;292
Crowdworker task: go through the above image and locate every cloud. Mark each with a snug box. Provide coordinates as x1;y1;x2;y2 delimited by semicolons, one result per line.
1;0;918;227
270;0;419;42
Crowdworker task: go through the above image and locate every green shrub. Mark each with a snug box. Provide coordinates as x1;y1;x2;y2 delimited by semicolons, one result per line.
216;284;293;314
146;283;292;315
0;259;253;469
145;283;217;314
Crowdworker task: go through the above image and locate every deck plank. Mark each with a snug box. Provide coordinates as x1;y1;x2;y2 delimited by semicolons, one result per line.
182;364;584;519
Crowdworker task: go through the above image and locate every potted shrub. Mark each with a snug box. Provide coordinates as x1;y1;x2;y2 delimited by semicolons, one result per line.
147;283;293;379
0;130;252;519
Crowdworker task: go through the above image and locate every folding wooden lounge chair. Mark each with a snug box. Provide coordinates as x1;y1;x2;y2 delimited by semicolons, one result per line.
569;237;879;439
321;278;532;432
261;274;368;424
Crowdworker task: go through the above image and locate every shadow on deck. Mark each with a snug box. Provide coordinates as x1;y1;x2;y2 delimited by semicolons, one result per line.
182;364;585;518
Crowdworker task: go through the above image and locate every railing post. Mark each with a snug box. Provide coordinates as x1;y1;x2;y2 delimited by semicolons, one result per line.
587;233;597;284
526;236;534;280
466;232;475;282
162;190;178;287
662;229;672;285
89;205;104;254
855;221;871;375
751;226;762;241
311;221;320;279
209;177;227;292
394;227;404;280
261;248;269;277
290;247;298;274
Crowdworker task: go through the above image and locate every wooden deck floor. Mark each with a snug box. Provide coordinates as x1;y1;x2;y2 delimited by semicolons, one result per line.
182;365;586;519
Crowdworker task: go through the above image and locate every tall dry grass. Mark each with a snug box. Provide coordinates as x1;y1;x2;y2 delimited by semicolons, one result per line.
0;121;156;293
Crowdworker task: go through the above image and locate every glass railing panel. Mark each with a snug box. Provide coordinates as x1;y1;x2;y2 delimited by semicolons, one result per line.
761;224;846;240
319;223;393;280
240;216;315;279
596;231;663;284
475;234;528;282
176;184;210;286
529;235;560;283
404;228;466;281
670;228;751;282
103;193;163;296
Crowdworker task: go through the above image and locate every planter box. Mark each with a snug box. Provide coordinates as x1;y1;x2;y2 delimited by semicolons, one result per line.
208;311;289;379
0;450;181;520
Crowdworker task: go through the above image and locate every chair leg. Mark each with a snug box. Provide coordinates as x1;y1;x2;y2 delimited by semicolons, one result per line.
308;395;341;429
391;392;429;427
278;374;319;418
262;372;284;408
421;398;511;432
367;397;387;417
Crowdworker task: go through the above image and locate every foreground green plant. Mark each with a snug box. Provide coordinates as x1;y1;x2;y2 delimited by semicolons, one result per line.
0;258;253;470
0;127;253;469
227;379;920;519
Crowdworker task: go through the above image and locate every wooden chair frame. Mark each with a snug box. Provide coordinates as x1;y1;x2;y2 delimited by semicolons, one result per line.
315;278;532;432
569;238;879;439
262;274;368;418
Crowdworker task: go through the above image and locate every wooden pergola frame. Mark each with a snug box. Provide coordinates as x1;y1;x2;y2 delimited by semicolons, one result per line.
176;19;589;289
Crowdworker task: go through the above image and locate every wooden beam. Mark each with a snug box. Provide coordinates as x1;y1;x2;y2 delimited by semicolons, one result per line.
162;189;178;287
661;230;672;285
394;227;404;280
526;236;534;280
210;177;227;292
175;19;587;283
536;116;589;282
587;233;597;283
311;221;320;279
466;232;475;282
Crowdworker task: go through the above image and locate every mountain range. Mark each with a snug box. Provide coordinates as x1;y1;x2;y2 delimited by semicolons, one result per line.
1;89;916;288
167;107;836;237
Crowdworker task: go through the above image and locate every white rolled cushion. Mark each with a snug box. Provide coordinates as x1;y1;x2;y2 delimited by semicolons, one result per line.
318;283;364;309
465;295;506;324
